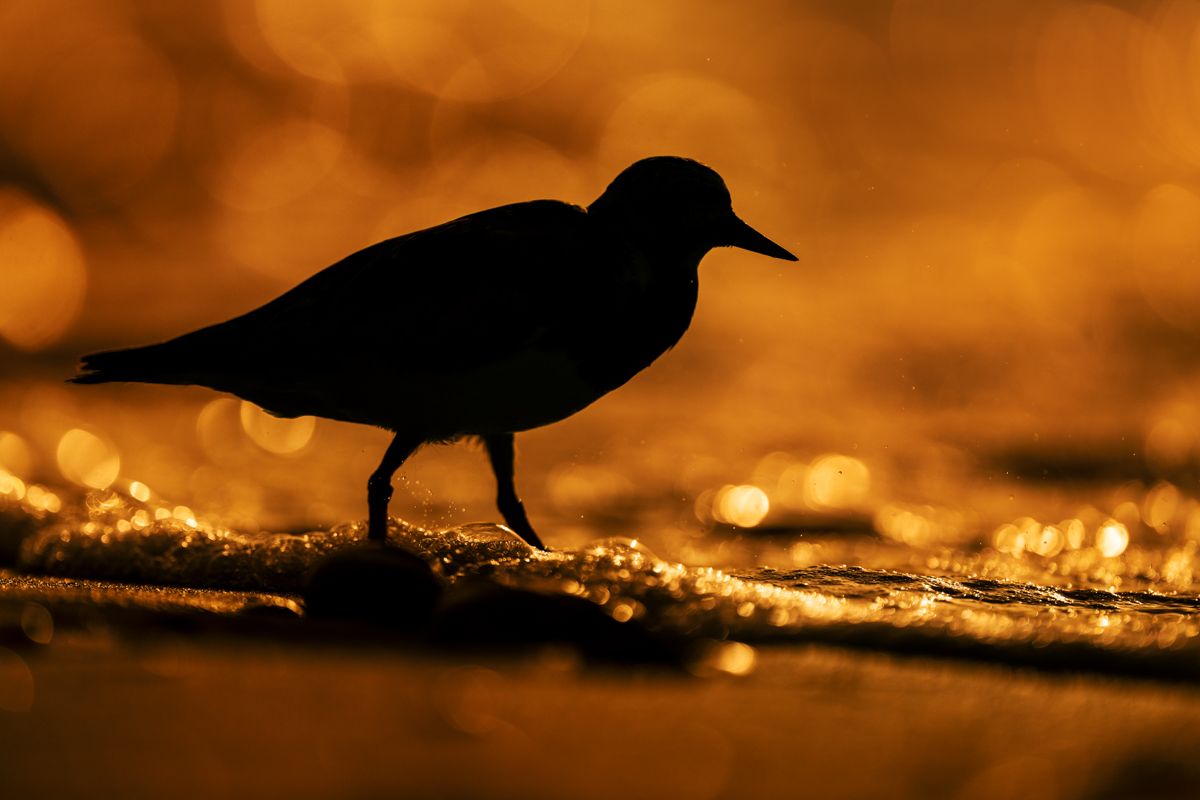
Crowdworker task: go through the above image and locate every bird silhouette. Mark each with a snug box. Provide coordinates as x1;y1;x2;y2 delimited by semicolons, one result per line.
72;156;797;549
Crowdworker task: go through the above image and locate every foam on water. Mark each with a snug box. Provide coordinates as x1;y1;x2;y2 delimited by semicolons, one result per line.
4;484;1200;678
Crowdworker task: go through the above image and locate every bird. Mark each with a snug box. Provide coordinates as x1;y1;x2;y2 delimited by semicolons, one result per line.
72;156;797;549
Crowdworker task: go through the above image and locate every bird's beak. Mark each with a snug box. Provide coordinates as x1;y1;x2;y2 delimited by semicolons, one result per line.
723;214;798;261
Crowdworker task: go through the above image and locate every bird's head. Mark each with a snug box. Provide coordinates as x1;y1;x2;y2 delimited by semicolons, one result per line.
588;156;797;263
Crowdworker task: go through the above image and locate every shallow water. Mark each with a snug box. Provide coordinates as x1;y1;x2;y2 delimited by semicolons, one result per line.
5;464;1200;680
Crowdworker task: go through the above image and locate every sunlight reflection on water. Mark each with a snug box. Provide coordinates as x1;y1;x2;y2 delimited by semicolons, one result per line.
3;471;1200;677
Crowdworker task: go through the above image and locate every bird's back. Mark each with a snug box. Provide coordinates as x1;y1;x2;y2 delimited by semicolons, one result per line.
75;200;700;436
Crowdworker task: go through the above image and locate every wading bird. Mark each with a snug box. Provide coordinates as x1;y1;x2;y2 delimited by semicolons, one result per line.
73;156;797;549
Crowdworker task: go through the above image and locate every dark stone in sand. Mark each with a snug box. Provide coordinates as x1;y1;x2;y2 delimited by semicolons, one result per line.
305;549;691;665
303;544;441;629
432;578;689;666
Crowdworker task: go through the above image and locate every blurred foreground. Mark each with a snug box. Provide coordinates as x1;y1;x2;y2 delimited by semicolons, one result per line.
5;638;1200;799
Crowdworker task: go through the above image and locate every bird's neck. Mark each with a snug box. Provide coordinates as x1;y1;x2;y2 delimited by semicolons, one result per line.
586;203;708;272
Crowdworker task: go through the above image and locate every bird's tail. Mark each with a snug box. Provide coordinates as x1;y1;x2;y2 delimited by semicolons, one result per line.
70;342;194;386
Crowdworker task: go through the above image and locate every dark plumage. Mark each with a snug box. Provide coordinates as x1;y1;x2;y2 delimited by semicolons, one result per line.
73;156;797;548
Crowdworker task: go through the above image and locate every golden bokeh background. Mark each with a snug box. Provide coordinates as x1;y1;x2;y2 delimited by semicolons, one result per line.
3;0;1200;544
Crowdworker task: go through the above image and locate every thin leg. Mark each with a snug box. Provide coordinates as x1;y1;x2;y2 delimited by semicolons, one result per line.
367;433;422;543
483;433;547;550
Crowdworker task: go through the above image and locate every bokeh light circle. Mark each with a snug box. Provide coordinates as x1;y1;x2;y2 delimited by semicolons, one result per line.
56;428;120;490
0;190;87;351
239;402;316;455
599;72;780;185
213;118;347;213
252;0;590;101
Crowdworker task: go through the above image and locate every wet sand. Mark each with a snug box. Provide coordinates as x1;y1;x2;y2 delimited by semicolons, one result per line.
3;627;1200;799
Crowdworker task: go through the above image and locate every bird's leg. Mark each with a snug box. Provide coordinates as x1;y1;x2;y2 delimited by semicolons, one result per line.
483;433;547;550
367;433;421;543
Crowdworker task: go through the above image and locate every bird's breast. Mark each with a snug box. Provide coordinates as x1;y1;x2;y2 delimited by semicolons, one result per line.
568;268;699;396
438;265;699;435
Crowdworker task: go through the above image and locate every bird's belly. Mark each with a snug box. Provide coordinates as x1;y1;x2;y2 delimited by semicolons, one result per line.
414;349;605;436
407;305;693;437
247;342;656;437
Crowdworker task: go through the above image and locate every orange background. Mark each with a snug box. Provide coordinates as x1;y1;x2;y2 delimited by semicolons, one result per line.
2;0;1200;538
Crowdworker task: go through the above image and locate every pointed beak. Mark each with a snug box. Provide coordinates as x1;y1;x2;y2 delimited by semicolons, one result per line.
723;215;798;261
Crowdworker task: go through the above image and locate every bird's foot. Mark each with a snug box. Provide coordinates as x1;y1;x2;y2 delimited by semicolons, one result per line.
366;517;392;546
507;519;548;551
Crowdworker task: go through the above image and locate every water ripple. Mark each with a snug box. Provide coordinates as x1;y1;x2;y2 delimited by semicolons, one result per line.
3;487;1200;680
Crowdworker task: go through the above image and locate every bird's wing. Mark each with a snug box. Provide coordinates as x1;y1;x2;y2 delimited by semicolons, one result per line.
146;200;611;405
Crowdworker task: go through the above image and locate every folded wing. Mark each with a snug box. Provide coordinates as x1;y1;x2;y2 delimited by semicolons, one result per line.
74;200;610;421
